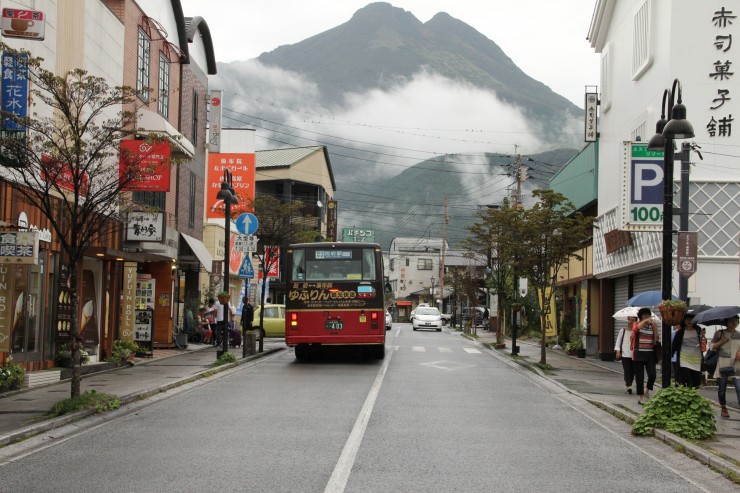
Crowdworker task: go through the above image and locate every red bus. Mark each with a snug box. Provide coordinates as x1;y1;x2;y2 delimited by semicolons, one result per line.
285;242;387;359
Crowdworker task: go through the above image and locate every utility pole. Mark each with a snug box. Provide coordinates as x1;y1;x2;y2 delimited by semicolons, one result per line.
440;198;447;315
510;151;526;355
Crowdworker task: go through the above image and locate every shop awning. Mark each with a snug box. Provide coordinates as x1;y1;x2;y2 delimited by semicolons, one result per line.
180;233;213;272
137;108;195;157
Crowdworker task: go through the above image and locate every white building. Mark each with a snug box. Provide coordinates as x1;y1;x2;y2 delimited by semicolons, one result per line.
588;0;740;351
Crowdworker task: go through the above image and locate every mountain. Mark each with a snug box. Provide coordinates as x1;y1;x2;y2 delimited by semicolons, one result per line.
213;2;584;248
256;2;581;125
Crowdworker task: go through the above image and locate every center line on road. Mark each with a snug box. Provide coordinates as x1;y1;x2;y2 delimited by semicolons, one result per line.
412;346;426;352
324;348;394;493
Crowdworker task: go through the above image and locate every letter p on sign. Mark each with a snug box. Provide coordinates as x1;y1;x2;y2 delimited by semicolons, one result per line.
633;162;663;202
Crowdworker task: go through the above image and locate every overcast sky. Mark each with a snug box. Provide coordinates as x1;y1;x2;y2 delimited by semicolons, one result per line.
179;0;600;107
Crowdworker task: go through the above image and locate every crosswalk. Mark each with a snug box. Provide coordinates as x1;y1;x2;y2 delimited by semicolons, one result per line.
392;345;481;354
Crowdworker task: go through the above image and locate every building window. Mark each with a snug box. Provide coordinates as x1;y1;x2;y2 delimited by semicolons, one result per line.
192;90;199;146
632;0;652;80
389;258;394;271
136;29;151;102
132;191;165;210
157;52;170;117
188;171;196;228
417;258;433;270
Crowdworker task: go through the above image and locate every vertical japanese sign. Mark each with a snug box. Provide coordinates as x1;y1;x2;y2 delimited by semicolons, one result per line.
620;142;666;232
706;7;736;139
677;232;698;277
206;153;255;219
209;90;222;153
1;51;28;131
584;91;598;142
0;264;14;351
120;262;137;342
326;200;338;241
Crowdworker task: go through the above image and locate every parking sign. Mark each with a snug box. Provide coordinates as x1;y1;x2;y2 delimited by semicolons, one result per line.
621;142;667;231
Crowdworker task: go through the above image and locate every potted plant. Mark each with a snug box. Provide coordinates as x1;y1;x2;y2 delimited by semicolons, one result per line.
109;340;140;365
55;343;90;368
0;357;25;392
658;299;687;326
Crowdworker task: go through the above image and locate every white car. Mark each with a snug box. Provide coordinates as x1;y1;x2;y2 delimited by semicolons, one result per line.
412;306;443;331
385;310;392;331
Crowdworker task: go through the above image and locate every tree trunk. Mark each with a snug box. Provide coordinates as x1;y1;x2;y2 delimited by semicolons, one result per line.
258;260;266;353
540;311;547;365
69;259;81;399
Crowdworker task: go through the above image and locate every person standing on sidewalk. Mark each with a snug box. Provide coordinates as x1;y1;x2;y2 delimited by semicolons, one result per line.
614;316;636;394
672;312;703;388
711;315;740;418
631;307;659;405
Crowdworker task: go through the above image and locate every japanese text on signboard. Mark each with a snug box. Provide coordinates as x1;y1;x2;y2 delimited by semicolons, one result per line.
707;7;737;138
1;51;28;130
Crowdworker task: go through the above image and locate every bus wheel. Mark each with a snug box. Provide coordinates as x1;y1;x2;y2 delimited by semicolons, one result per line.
295;344;308;360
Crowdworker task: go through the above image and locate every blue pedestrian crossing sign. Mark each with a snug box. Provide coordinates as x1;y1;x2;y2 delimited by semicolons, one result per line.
236;213;259;235
238;256;255;279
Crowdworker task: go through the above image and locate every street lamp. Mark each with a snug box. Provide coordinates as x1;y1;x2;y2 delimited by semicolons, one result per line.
216;169;238;359
647;78;694;388
430;277;435;304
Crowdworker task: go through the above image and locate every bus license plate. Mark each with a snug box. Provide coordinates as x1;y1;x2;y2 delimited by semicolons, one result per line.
326;319;343;331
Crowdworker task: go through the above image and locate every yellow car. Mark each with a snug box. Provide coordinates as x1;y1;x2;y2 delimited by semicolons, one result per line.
251;304;286;338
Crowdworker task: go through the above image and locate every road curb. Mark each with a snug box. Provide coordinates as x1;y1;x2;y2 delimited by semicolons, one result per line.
468;334;740;481
0;347;283;448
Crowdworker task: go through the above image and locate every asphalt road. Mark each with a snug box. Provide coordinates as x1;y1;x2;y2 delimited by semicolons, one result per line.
0;324;732;492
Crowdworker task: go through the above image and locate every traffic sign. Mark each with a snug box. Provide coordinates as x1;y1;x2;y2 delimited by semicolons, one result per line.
234;234;258;253
235;213;259;235
238;256;255;279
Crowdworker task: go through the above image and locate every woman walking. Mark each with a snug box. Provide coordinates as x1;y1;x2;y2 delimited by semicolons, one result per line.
672;311;703;388
614;316;636;394
711;315;740;418
631;307;659;405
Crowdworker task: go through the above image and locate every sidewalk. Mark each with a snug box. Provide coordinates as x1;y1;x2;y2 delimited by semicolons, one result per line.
470;329;740;477
0;340;284;446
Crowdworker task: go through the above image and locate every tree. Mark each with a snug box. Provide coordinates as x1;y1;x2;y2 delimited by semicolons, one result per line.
250;195;315;351
0;45;167;397
515;189;593;365
464;205;520;344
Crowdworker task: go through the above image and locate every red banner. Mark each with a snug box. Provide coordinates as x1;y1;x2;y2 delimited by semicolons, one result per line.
41;155;88;193
120;140;171;192
207;153;255;219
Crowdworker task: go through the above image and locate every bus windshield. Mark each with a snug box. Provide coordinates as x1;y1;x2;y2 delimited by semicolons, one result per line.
291;247;378;281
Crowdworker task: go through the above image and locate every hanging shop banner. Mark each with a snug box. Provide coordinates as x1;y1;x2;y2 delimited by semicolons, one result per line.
206;153;255;220
0;264;15;351
208;90;222;153
326;200;338;241
677;231;698;277
126;212;164;242
120;262;137;342
1;51;28;130
1;8;45;41
120;140;171;192
0;230;38;264
584;91;598;142
620;142;666;232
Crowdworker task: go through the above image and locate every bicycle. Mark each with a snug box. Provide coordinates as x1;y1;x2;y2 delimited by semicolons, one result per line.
172;322;187;349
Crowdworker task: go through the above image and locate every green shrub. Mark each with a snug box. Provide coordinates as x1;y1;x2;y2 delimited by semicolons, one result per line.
0;358;25;390
632;385;716;440
46;390;121;417
56;343;90;367
107;339;139;363
212;352;237;367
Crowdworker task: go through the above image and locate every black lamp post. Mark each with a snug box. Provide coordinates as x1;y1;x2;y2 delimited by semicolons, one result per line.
430;277;435;304
647;78;694;388
216;169;238;359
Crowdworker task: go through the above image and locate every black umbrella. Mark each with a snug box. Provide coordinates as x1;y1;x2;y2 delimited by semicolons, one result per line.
692;306;740;326
687;304;713;313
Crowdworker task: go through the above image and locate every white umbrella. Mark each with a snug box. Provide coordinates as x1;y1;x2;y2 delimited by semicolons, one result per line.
613;306;639;321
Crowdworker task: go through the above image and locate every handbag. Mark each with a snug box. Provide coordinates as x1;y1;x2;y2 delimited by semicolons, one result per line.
703;349;719;368
653;340;662;363
719;366;736;377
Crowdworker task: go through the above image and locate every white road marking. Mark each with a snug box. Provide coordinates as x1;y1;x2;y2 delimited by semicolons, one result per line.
411;346;426;352
463;348;481;354
324;349;393;493
438;347;452;353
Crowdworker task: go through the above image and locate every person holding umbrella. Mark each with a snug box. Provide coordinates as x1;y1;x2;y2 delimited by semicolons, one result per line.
709;314;740;419
614;315;637;394
631;307;660;405
671;311;703;388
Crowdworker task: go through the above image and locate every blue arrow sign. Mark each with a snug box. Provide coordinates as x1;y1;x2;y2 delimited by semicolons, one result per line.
235;213;259;235
238;256;255;279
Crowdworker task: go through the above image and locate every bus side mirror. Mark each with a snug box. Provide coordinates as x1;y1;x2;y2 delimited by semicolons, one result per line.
384;282;392;294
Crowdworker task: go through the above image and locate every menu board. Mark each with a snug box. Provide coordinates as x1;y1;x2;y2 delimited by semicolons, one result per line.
135;276;155;310
134;309;154;353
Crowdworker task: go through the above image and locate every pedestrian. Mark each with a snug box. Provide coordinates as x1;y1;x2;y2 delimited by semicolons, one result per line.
241;297;255;333
672;311;703;388
710;315;740;418
215;296;236;346
631;307;659;405
614;316;636;394
203;298;217;345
